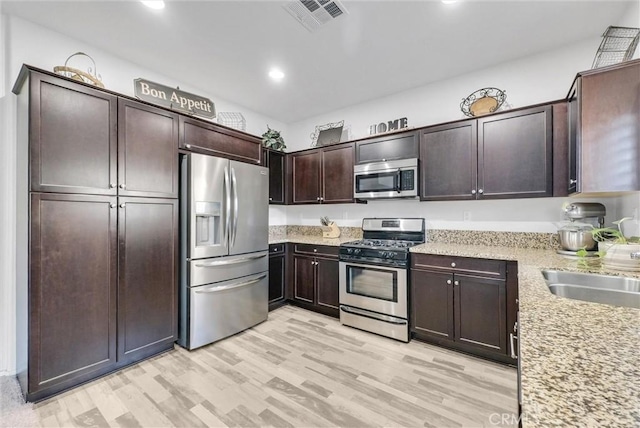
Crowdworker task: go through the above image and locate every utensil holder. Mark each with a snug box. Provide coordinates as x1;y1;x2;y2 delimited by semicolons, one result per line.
321;222;341;238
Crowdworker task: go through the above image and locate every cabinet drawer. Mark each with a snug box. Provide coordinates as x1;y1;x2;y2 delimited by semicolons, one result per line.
181;117;261;164
269;243;286;254
293;243;339;258
411;253;506;279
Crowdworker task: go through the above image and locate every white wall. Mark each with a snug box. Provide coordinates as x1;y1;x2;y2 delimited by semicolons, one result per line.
0;14;288;376
615;193;640;237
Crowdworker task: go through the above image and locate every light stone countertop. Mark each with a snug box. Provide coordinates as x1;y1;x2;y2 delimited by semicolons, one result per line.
270;236;640;426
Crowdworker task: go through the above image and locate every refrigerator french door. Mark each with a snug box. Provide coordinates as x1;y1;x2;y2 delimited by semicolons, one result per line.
179;153;269;350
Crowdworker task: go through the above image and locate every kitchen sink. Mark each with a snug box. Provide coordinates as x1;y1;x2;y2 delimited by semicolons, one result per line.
541;270;640;309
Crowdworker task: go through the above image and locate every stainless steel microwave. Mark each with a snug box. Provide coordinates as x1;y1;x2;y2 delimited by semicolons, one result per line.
354;158;418;199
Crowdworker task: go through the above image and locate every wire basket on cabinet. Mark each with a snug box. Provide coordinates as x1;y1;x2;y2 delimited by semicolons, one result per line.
217;112;246;131
592;26;640;69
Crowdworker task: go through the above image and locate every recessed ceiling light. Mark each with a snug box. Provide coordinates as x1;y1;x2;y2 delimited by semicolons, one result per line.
141;1;165;10
268;69;285;81
441;0;458;4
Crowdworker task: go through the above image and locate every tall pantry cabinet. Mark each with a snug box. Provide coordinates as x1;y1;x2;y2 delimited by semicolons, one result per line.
14;66;178;402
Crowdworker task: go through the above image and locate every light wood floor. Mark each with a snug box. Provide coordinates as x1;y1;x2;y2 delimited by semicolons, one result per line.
31;305;517;427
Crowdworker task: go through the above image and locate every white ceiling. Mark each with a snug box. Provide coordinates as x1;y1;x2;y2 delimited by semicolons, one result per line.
2;0;635;123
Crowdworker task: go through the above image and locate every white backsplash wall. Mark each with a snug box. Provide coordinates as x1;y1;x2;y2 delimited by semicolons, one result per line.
615;192;640;237
278;197;622;233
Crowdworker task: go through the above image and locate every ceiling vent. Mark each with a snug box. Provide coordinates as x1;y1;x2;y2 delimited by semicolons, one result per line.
283;0;349;33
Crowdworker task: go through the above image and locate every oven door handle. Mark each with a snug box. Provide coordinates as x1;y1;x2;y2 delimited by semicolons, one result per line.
340;305;408;325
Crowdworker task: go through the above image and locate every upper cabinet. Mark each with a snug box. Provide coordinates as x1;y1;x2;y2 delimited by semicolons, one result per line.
355;131;419;164
420;105;553;200
27;72;118;195
290;144;354;204
263;149;286;205
568;59;640;194
118;99;179;198
180;116;262;165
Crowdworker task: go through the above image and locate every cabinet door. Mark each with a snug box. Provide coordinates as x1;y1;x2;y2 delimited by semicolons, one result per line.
118;197;178;364
29;73;117;195
291;151;321;204
411;270;454;340
118;99;179;198
180;117;261;164
454;274;507;355
420;122;477;200
321;144;354;204
355;131;419;164
269;254;286;304
29;193;117;396
316;257;339;310
292;255;316;303
267;150;286;204
478;106;552;199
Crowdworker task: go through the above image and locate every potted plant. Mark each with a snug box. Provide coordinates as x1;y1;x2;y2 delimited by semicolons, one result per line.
584;217;640;271
261;126;286;151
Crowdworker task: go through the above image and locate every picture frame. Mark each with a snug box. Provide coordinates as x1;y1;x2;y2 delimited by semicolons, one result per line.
310;120;344;147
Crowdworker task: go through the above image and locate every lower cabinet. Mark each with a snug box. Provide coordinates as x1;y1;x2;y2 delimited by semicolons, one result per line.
23;193;177;401
268;244;286;310
290;244;340;317
410;253;518;364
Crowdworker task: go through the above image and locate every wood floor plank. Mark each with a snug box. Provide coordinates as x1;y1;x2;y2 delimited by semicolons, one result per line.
19;305;516;428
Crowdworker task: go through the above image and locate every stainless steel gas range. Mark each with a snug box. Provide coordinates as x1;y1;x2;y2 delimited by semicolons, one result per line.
339;218;425;342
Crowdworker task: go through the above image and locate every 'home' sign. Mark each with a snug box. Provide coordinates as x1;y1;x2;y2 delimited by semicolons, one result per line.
134;78;216;119
369;117;408;135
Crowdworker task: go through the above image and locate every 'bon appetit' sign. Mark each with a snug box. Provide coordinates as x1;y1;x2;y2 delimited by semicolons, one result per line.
134;78;216;119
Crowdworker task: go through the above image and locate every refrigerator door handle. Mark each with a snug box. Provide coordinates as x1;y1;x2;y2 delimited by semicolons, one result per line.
194;253;267;267
194;274;267;294
230;167;239;247
224;166;231;245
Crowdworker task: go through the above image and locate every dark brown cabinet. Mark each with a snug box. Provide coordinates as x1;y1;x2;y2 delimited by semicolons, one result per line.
15;66;178;402
118;99;179;198
28;193;117;399
263;149;286;204
268;244;287;309
117;198;178;364
355;131;419;164
411;253;517;364
290;144;354;204
420;105;553;201
568;59;640;194
27;71;117;195
290;244;340;317
180;117;262;165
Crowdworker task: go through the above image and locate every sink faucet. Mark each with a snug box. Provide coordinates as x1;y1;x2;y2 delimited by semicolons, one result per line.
631;252;640;259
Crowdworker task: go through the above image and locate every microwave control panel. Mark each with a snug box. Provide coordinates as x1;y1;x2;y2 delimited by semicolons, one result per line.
400;170;415;190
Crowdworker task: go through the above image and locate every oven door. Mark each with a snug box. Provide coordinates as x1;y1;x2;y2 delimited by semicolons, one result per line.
339;261;407;318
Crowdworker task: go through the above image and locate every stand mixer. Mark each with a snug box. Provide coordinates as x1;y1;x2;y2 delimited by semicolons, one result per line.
557;202;606;255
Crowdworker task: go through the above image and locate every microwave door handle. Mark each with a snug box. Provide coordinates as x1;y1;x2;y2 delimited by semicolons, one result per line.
395;169;401;193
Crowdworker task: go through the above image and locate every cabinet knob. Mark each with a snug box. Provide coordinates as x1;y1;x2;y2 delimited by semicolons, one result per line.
569;179;577;185
320;197;324;201
110;183;116;188
478;189;484;194
110;203;116;208
119;203;125;208
186;144;192;149
269;197;273;201
451;262;456;268
119;184;126;189
316;197;320;201
446;279;452;285
454;280;459;286
313;249;317;253
471;189;476;195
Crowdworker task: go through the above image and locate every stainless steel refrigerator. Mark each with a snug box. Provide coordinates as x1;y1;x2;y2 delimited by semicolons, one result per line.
178;153;269;350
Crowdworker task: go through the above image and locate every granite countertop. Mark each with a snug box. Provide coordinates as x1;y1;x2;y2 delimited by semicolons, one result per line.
270;235;640;425
410;243;640;427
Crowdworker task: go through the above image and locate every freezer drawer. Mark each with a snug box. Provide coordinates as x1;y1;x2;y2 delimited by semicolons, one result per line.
189;251;268;287
188;272;268;349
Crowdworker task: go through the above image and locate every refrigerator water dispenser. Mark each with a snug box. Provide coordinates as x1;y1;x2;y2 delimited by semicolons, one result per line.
195;201;221;247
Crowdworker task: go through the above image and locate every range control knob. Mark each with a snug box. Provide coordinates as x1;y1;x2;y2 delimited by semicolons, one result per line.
346;248;353;254
354;249;362;255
